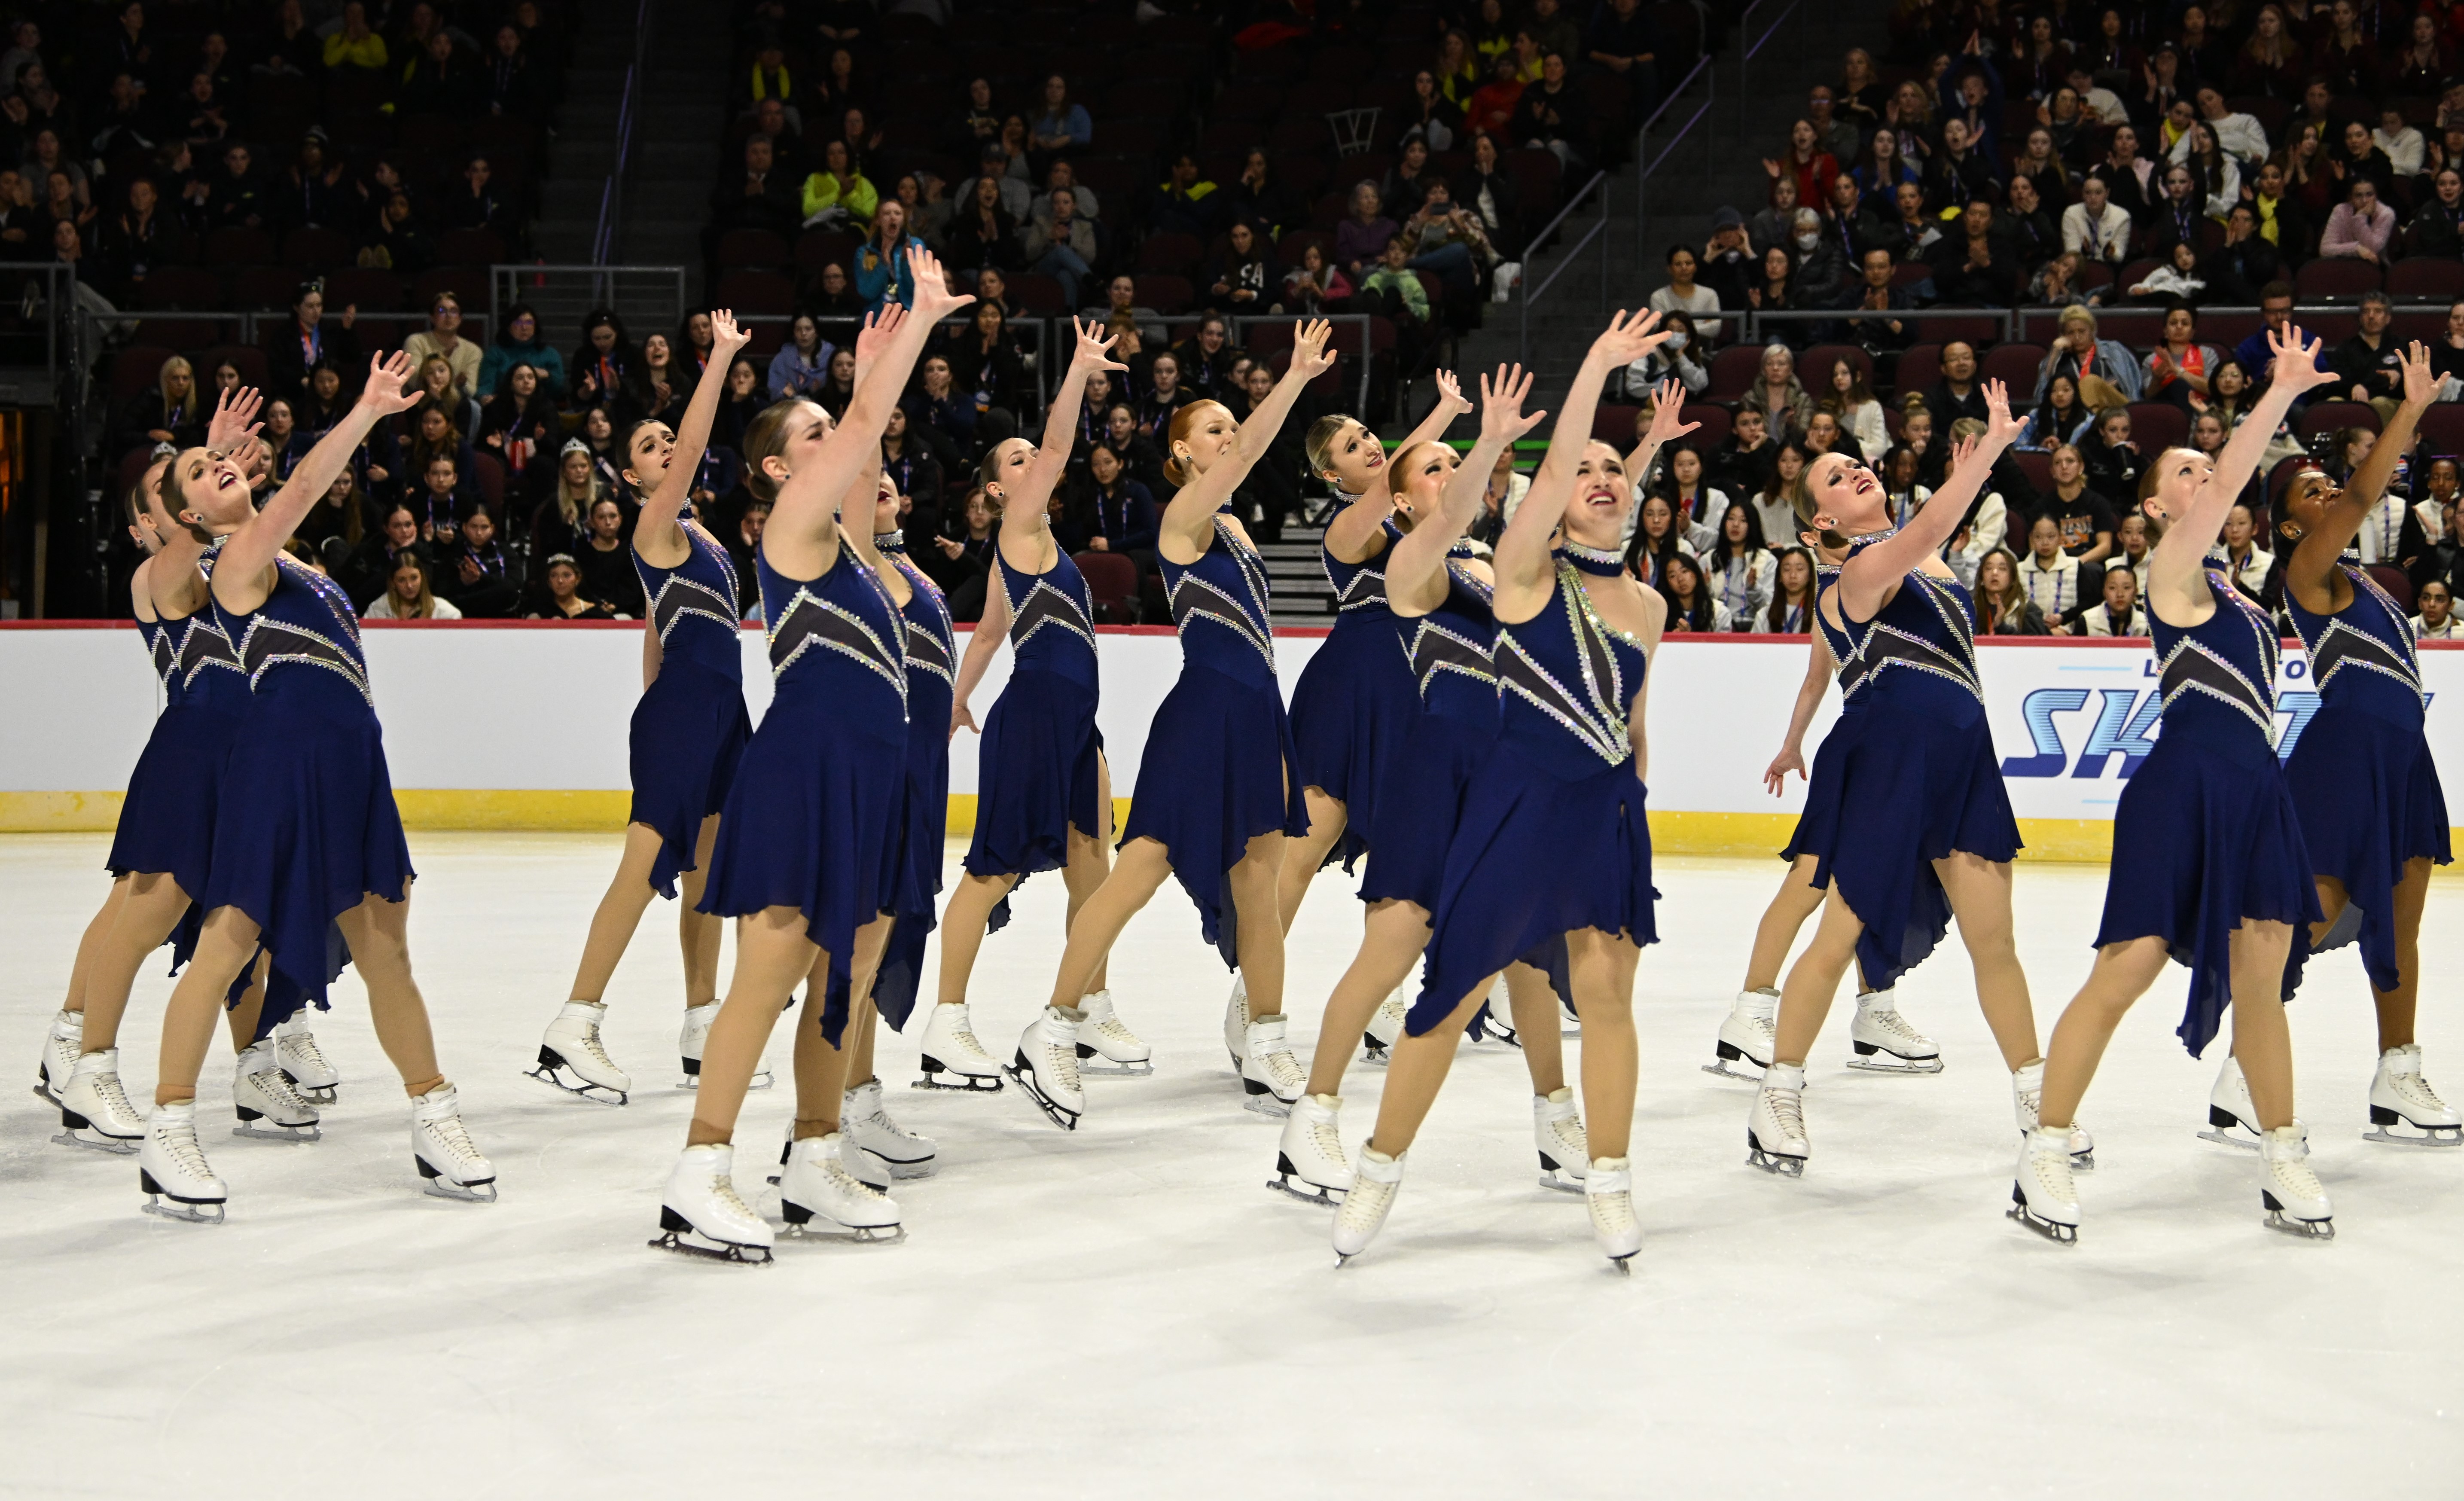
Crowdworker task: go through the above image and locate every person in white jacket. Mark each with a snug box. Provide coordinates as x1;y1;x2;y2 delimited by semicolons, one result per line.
1702;499;1777;627
2018;512;2088;619
2055;563;2150;636
2413;580;2458;640
2184;87;2269;167
1816;354;1887;456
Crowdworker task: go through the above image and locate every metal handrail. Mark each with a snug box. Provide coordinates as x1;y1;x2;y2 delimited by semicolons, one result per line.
1736;299;2446;345
592;0;658;264
1515;169;1609;363
1231;313;1375;412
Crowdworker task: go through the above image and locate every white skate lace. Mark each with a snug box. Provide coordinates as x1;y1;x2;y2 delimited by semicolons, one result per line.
864;1104;923;1146
2016;1086;2042;1131
2026;1141;2076;1199
1588;1186;1635;1232
826;1155;893;1203
1307;1115;1346;1163
2268;1154;2326;1201
1043;1034;1083;1094
1549;1117;1588;1156
1337;1175;1396;1232
1762;1087;1806;1140
574;1021;617;1072
2391;1067;2449;1114
156;1117;212;1178
280;1031;334;1076
256;1065;316;1114
710;1172;759;1223
1256;1035;1306;1092
89;1070;139;1123
943;1010;997;1065
1374;995;1405;1026
1095;1015;1143;1047
1864;1008;1930;1047
422;1107;485;1166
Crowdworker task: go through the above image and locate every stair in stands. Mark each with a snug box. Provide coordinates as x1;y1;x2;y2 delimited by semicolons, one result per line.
616;6;735;288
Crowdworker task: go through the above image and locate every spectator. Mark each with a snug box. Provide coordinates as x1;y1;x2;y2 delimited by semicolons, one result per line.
711;132;798;239
2206;204;2282;303
1466;52;1525;137
1750;439;1811;546
1928;199;2020;305
944;173;1019;273
944;302;1027;445
1455;131;1523;259
2410;167;2464;259
525;554;619;620
854;200;927;310
1622;493;1693;589
1650;243;1723;344
266;280;361;403
1226;149;1302;238
2018;511;2088;618
1205;220;1272;313
436;503;519;618
2134;303;2222;412
2320;176;2397;264
1704;501;1777;627
878;405;944;517
1384;137;1444;219
1281;241;1351;314
1653;445;1727;549
1744;244;1806;335
2333;293;2407;421
476;362;556;477
1027;74;1090;165
207;141;266;229
768;313;832;400
1739;344;1815;436
1508;52;1589;170
2414;580;2458;641
2061;174;2132;261
1657;551;1731;633
810;261;866;318
1073;442;1158;558
1880;180;1942;263
2033;304;2142;405
479;303;564;401
570;310;637;412
1974;546;2052;633
2075;408;2144;509
906;354;978;455
2055;562;2148;636
709;357;767;455
1835;245;1914;357
1851;127;1919;201
113;354;202;458
1334;180;1398;281
1820;356;1886;454
2229;5;2305;100
2215;500;2276;603
1399;68;1464;154
2036;442;2119;569
357;191;433;272
1700;205;1760;305
1749;176;1802;259
1169;316;1241;403
574;495;645;617
403;290;480;403
1787;207;1847;308
282;132;355;232
1716;406;1779;505
363;549;462;620
528;439;604;561
2022;374;2093;450
1625;310;1708;398
296;469;367;559
1146;154;1223;240
1022;185;1097;309
800;138;878;230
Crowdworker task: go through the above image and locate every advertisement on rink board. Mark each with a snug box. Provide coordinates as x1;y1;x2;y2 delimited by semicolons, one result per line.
0;625;2456;859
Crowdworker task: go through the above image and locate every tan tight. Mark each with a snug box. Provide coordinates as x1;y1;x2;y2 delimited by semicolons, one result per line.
567;816;724;1010
684;904;894;1147
61;875;129;1015
76;870;203;1056
1773;853;2041;1073
2038;923;2298;1132
1275;787;1349;937
1301;896;1564;1098
1367;927;1641;1161
935;755;1115;1009
2312;861;2433;1051
1047;831;1289;1017
1744;854;1874;997
155;890;446;1106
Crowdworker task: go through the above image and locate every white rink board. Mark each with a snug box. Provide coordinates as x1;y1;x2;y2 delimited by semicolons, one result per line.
3;624;2458;824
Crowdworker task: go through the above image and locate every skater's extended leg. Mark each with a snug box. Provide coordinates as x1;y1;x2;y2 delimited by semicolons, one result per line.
335;891;445;1095
2371;858;2432;1052
686;908;823;1144
1365;984;1486;1157
63;876;131;1016
567;823;668;1005
677;815;724;1008
1229;831;1289;1017
935;871;1018;1005
1303;900;1427;1097
1773;891;1863;1066
1047;838;1172;1008
222;949;274;1051
1567;930;1640;1160
2228;920;2298;1132
2037;936;2170;1129
1744;855;1827;993
83;871;197;1055
154;906;261;1104
1065;751;1116;993
1935;853;2040;1071
1506;961;1567;1096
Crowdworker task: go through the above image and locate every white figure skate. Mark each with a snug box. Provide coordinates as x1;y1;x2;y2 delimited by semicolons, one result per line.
273;1014;341;1103
1076;990;1154;1077
2260;1123;2334;1239
2008;1125;2081;1244
1006;1005;1085;1130
55;1048;144;1154
778;1135;904;1243
652;1143;773;1263
1586;1157;1642;1270
1533;1087;1588;1191
1746;1063;1809;1177
1360;986;1406;1066
231;1040;323;1142
527;1000;630;1104
1332;1148;1406;1266
1847;988;1942;1074
1240;1015;1307;1117
845;1078;937;1177
2364;1045;2461;1147
680;1001;768;1090
35;1007;80;1105
139;1100;228;1224
1271;1093;1352;1205
410;1085;496;1202
914;1002;1004;1092
1704;988;1776;1082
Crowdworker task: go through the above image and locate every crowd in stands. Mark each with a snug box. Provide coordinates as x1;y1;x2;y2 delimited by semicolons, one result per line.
1610;0;2464;640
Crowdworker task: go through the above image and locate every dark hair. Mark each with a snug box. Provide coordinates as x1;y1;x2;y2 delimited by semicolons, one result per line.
1709;500;1769;568
1658;550;1713;629
1763;546;1818;630
2257;279;2294;303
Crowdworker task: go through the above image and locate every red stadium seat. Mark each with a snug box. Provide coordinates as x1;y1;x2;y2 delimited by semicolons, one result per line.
111;345;180;402
2297;400;2380;440
1705;344;1763;401
1073;551;1140;623
2388;258;2464;301
2125;401;2187;453
2294;258;2384;303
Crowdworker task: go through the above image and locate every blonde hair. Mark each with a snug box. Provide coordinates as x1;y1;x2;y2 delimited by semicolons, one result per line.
739;397;823;503
387;553;439;619
157;354;192;404
1303;412;1356;474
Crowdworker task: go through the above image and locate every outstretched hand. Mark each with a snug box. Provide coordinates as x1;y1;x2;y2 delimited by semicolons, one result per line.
2399;340;2436;406
904;246;975;321
1589;308;1668;369
1431;368;1473;420
354;351;422;418
1069;315;1129;374
206;385;263;453
709;308;750;357
1643;377;1700;445
2266;323;2335;395
855;304;904;365
1478;363;1546;442
1292;318;1339;378
1981;378;2024;445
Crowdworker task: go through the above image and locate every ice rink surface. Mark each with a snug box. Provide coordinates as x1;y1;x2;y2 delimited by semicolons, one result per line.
3;831;2458;1498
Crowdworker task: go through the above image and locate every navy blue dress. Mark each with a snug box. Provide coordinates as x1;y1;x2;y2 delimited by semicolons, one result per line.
2098;567;2319;1055
871;536;955;1033
110;542;249;907
2283;551;2451;994
1783;541;2020;992
1413;558;1657;1035
1359;545;1498;912
1288;504;1423;873
962;541;1104;932
698;539;908;1042
628;519;753;897
203;553;414;1014
1121;516;1308;968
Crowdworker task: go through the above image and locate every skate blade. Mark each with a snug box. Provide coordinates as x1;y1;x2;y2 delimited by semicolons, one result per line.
52;1128;140;1155
1079;1058;1155;1078
679;1068;773;1091
1845;1053;1944;1075
2071;1148;2097;1173
1268;1174;1346;1207
421;1178;498;1203
232;1120;323;1143
1242;1091;1296;1119
2196;1126;2263;1152
2007;1204;2078;1244
650;1230;774;1264
287;1080;340;1104
2362;1124;2464;1147
1358;1041;1393;1068
142;1195;226;1225
2263;1210;2335;1240
1471;1030;1522;1049
521;1062;629;1106
781;1218;907;1246
1538;1173;1585;1194
1745;1133;1807;1178
1603;1252;1637;1275
877;1157;938;1180
1700;1059;1765;1083
911;1071;1004;1092
1003;1064;1081;1131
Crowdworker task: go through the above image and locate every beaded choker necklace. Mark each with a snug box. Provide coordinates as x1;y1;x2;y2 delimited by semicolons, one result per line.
1848;526;1898;546
1562;540;1624;576
875;531;906;553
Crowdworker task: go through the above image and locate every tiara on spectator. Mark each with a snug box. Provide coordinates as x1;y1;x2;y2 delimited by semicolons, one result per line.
543;552;577;568
561;438;591;456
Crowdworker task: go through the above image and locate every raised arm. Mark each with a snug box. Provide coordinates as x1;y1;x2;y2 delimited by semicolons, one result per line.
640;308;751;537
218;351;421;594
2152;322;2336;618
1158;319;1338;555
775;249;971;545
1007;318;1126;548
1496;319;1677;597
1388;366;1544;613
2285;339;2432;610
1840;378;2023;616
1621;377;1696;501
1326;369;1472;561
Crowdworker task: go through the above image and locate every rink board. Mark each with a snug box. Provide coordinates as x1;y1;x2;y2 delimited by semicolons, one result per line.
3;621;2458;861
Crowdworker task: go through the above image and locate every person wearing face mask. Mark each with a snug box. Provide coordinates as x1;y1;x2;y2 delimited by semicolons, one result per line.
1622;310;1707;398
1787;207;1845;308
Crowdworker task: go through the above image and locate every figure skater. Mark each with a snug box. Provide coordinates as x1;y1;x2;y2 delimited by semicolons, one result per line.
918;321;1143;1094
1244;377;1473;1059
1272;365;1597;1206
654;263;969;1263
1706;528;1943;1082
1006;322;1340;1131
1744;380;2063;1181
2013;325;2338;1242
1330;312;1676;1270
529;309;756;1106
137;352;495;1224
2238;340;2455;1150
